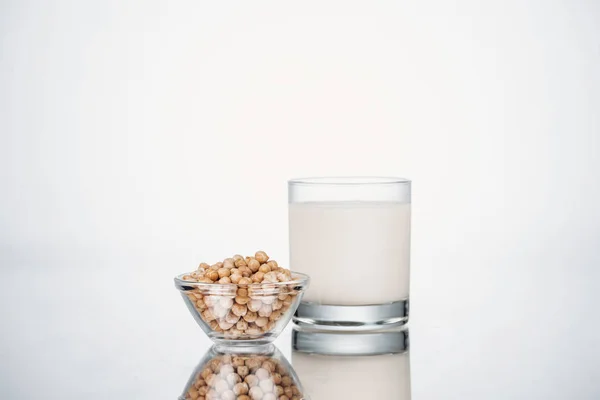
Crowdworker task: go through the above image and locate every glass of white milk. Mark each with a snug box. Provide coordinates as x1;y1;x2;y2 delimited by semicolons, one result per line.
288;177;411;330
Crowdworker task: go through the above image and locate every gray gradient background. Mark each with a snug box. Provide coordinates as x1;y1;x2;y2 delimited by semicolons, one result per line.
1;1;599;399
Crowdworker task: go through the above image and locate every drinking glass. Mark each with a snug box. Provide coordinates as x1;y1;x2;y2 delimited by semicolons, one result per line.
288;177;411;330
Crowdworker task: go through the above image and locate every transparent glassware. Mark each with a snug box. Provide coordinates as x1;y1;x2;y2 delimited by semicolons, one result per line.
174;272;310;348
289;177;411;330
179;345;307;400
292;326;411;400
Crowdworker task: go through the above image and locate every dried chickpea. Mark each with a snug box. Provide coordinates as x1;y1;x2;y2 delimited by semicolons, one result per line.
237;288;248;297
234;258;247;268
251;272;264;283
243;311;258;322
206;270;219;281
263;393;276;400
221;389;235;400
233;382;249;395
247;299;262;313
218;277;232;284
235;295;250;305
255;368;270;381
219;297;234;309
226;372;241;386
259;304;272;318
218;268;231;278
232;303;248;317
245;374;259;387
249;386;263;400
281;376;292;387
259;264;271;273
254;317;268;328
248;259;261;273
274;385;284;396
255;251;269;263
239;277;253;285
259;379;274;393
238;396;250;400
223;258;235;269
230;274;242;284
262;360;276;373
237;365;250;378
239;266;252;277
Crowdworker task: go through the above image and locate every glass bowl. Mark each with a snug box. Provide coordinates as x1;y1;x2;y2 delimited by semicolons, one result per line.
179;345;307;400
175;272;309;347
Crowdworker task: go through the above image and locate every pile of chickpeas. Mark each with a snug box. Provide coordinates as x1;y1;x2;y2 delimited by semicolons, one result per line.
185;353;303;400
181;252;299;338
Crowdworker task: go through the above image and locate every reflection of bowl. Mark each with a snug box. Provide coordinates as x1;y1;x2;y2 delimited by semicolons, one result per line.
174;272;309;347
179;345;307;400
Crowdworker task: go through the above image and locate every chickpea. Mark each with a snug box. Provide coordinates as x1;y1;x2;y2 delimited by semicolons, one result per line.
259;264;271;273
259;304;272;318
249;386;264;400
262;361;276;373
281;376;292;387
283;387;293;398
237;288;248;297
274;385;284;396
254;317;269;328
272;299;283;310
255;368;270;381
235;295;250;305
263;272;279;283
236;319;249;331
232;303;248;317
259;379;274;393
202;309;216;322
239;266;252;277
219;297;234;309
226;372;241;386
230;274;242;284
187;388;199;399
247;299;262;313
210;264;220;271
243;311;258;322
218;276;232;284
233;382;249;395
225;311;241;324
239;277;253;285
234;258;247;268
238;396;250;400
251;272;264;283
223;258;235;269
221;389;235;400
244;374;259;387
255;251;269;263
206;270;219;281
248;259;261;273
237;365;250;378
263;392;276;400
214;378;229;393
218;268;231;278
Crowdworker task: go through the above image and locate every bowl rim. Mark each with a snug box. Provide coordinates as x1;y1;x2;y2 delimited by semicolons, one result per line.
174;271;310;291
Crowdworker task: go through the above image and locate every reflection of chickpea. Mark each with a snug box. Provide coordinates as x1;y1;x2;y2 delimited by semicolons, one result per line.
249;386;263;400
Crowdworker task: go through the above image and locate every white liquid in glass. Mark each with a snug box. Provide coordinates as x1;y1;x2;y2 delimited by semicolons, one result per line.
292;351;411;400
289;202;411;305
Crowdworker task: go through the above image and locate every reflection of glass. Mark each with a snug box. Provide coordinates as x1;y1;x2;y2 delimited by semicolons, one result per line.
180;345;307;400
292;327;411;400
289;177;411;330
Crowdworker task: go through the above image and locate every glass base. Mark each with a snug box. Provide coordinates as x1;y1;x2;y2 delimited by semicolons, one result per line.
293;326;409;355
213;342;274;354
293;299;409;331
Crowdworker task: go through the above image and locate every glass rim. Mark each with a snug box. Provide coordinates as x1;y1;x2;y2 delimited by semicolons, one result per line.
288;176;411;186
174;272;310;292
